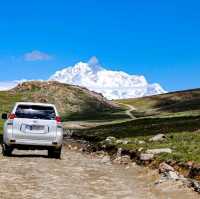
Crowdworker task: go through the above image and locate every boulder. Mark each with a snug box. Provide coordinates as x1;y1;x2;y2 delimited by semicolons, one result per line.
149;134;166;142
140;153;154;161
105;136;117;142
120;155;131;164
159;162;174;173
116;139;129;145
101;136;117;147
190;180;200;193
122;140;129;145
189;164;200;180
116;140;123;144
101;156;111;164
116;148;122;157
162;171;180;180
138;147;143;152
113;155;131;165
138;140;145;144
146;148;172;155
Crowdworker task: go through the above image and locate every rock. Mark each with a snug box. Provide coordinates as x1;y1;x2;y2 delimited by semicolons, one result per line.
138;147;143;152
190;180;200;193
129;149;138;159
120;155;131;164
168;171;179;180
138;140;145;144
116;139;129;145
132;162;137;166
100;136;118;148
73;146;78;150
104;136;117;145
159;162;174;173
187;161;194;168
122;140;129;145
149;134;166;142
113;155;131;165
101;156;111;164
140;153;154;161
96;151;106;158
114;148;131;164
117;148;122;157
159;162;180;181
161;171;180;180
189;164;200;180
116;140;123;144
113;156;121;163
146;148;172;155
105;136;116;141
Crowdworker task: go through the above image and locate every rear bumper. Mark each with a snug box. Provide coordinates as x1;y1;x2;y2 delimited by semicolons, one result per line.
5;139;62;150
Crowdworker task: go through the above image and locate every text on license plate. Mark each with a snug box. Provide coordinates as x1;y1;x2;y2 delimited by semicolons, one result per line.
26;125;44;131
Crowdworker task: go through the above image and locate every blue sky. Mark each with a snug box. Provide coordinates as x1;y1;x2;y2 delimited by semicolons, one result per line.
0;0;200;91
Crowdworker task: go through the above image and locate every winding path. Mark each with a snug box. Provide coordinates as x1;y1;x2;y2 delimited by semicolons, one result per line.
116;102;137;119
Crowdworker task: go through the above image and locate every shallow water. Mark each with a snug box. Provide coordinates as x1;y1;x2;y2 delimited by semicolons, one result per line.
0;146;198;199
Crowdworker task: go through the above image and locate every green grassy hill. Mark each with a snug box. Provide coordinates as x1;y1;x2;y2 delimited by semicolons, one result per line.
0;81;127;131
74;89;200;164
115;88;200;118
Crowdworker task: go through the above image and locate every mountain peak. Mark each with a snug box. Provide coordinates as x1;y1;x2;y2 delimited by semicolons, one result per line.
87;56;103;72
50;59;166;99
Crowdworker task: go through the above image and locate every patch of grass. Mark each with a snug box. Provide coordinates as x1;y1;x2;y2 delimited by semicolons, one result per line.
0;91;22;133
119;131;200;163
78;115;200;140
0;120;4;134
64;109;129;121
73;115;200;163
115;88;200;118
0;82;128;132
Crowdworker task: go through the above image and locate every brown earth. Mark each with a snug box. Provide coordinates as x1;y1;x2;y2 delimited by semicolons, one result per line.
0;142;198;199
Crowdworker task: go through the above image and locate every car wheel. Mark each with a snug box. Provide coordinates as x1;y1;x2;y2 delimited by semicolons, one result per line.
48;147;62;159
2;144;13;156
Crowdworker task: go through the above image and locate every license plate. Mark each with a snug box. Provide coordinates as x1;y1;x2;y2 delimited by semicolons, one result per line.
26;125;44;131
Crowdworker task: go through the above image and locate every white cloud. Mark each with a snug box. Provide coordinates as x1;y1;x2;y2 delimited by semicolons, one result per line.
0;81;19;91
24;50;52;61
87;56;99;66
0;79;43;91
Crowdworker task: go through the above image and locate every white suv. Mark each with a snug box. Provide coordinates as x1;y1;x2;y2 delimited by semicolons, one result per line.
2;102;63;159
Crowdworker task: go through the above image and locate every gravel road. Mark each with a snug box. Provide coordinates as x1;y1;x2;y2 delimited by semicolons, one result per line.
0;144;198;199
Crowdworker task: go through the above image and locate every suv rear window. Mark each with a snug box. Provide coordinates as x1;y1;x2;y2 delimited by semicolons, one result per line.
15;105;56;120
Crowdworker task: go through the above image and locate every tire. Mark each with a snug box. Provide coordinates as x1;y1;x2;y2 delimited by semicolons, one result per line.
48;147;62;159
2;144;13;156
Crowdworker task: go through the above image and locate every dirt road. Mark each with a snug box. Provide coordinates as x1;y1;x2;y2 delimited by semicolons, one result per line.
0;144;198;199
116;102;136;119
123;104;136;119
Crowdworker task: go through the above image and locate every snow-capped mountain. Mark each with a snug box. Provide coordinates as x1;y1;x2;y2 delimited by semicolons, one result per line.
50;57;166;99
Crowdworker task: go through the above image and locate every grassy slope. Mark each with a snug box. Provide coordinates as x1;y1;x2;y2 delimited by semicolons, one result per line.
115;88;200;118
0;81;128;132
0;92;22;132
76;88;200;163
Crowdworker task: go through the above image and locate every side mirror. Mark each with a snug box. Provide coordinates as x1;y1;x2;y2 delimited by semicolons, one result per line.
2;113;8;120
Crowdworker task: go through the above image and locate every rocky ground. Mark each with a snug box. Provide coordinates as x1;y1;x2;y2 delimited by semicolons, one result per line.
0;141;198;199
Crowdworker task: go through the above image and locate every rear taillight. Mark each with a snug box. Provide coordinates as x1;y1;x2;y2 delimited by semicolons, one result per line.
8;113;16;120
56;116;61;123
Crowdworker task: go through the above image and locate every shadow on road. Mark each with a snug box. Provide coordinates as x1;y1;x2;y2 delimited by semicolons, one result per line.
10;153;48;158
